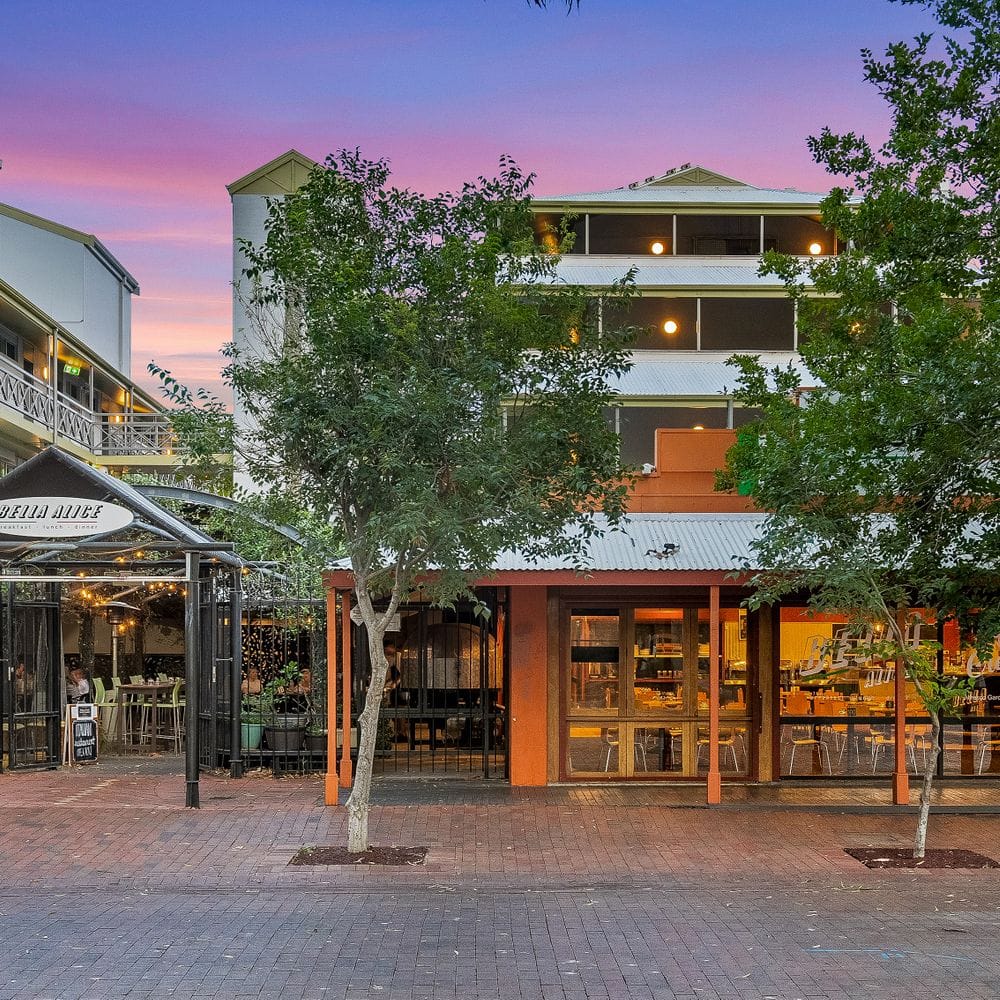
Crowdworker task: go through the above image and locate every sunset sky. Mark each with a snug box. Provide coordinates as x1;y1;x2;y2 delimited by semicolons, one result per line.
1;0;939;403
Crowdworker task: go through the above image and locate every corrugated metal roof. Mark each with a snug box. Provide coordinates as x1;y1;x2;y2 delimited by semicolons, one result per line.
493;513;767;572
549;258;791;288
535;185;827;207
328;513;768;576
609;354;814;397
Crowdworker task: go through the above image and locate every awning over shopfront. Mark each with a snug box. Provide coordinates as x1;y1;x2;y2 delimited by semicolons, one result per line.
324;512;768;589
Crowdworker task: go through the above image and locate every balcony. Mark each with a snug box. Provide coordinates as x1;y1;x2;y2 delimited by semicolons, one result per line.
99;414;179;457
0;351;179;458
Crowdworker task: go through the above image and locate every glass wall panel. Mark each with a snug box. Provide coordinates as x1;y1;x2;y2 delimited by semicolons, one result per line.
634;609;685;714
569;609;620;714
695;724;750;776
733;406;763;428
722;609;749;712
941;623;1000;775
565;604;755;780
622;297;698;351
533;212;587;254
632;724;684;775
566;723;621;775
588;214;673;255
763;215;836;256
675;215;761;255
778;607;937;778
700;298;795;351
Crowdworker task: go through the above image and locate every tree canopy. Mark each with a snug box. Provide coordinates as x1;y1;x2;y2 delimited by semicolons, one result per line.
720;0;1000;853
234;150;635;849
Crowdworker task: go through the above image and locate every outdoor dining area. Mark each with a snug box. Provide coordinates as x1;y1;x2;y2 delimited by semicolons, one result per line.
91;674;186;753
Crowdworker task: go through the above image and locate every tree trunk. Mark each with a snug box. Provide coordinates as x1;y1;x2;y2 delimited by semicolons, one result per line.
133;612;146;678
79;610;95;675
345;598;393;854
914;708;941;859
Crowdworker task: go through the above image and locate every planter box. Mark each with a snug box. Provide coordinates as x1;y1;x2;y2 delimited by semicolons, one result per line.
264;714;307;753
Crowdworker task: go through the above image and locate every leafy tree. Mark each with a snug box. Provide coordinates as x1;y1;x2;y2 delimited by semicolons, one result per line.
146;365;236;491
235;150;635;852
720;0;1000;857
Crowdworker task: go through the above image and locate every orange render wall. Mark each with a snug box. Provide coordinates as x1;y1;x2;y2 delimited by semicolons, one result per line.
507;586;548;785
629;429;755;513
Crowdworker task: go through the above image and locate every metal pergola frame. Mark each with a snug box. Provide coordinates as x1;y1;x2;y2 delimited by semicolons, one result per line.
0;448;244;806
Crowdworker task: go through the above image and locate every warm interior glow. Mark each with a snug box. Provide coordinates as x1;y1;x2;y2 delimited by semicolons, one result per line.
662;319;678;335
650;240;666;255
808;242;823;255
692;424;705;431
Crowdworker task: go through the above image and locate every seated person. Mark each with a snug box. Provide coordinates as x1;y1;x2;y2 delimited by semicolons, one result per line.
241;667;262;696
66;666;91;704
14;661;33;711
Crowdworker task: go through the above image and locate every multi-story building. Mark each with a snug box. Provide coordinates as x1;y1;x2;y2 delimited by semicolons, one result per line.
230;153;996;792
0;201;176;474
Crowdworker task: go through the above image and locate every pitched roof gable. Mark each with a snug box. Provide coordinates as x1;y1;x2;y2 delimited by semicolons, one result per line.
633;164;749;188
227;149;318;196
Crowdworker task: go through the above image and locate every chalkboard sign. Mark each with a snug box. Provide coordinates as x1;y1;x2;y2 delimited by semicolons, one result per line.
63;704;99;765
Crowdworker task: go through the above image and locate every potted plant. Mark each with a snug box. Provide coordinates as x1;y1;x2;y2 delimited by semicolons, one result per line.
303;669;327;754
264;661;308;753
241;687;272;751
304;720;327;755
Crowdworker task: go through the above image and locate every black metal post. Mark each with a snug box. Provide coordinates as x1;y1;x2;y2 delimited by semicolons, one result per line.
0;583;9;774
480;601;489;778
230;568;243;778
48;583;62;765
184;551;201;807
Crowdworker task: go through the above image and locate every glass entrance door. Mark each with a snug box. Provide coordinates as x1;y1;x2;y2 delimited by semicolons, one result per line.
564;605;753;780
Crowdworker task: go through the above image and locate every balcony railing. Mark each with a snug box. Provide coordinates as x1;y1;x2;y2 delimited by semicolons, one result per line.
0;352;180;457
99;414;179;457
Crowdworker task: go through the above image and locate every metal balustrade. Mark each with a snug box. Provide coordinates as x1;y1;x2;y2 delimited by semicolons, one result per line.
99;414;179;456
0;351;180;457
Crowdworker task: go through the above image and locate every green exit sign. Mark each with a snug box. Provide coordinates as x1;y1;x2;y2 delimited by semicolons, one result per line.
63;363;82;376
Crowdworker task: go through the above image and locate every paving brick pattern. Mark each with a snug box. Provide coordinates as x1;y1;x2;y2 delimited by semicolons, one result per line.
0;760;998;999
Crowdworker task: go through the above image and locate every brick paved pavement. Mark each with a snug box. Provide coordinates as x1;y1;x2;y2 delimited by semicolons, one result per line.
0;759;998;999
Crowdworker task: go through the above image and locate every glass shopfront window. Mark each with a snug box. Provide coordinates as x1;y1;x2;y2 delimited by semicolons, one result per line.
779;608;901;778
569;609;620;714
778;608;1000;779
940;622;1000;777
565;604;752;779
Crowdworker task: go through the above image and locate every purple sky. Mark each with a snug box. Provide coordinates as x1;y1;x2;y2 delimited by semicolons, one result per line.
0;0;939;402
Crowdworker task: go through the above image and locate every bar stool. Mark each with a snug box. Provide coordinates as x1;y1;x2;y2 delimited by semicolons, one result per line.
155;680;185;751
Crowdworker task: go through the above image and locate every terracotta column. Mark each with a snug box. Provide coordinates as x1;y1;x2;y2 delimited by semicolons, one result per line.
324;589;339;806
707;585;721;804
339;594;353;788
508;587;547;785
892;608;909;804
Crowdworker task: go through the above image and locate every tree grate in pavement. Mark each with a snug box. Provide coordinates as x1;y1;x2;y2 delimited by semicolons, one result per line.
846;847;1000;868
288;844;428;865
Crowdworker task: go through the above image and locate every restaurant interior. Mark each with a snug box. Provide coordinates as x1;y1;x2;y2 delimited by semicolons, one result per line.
564;603;1000;781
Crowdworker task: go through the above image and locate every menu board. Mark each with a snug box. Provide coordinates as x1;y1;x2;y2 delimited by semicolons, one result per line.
62;703;99;765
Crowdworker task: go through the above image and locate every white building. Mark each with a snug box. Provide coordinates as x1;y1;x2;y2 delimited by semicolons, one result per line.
228;149;318;490
0;201;175;473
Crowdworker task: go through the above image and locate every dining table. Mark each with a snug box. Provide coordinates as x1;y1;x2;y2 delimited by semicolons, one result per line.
115;680;178;752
